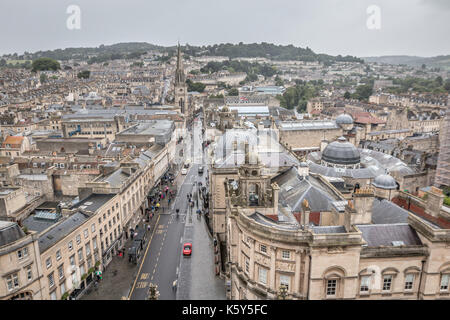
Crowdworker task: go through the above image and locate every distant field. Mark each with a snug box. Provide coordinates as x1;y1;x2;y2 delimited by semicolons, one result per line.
6;59;31;65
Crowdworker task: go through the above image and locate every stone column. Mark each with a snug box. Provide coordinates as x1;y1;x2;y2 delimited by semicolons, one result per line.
269;246;277;291
248;238;255;281
294;249;302;296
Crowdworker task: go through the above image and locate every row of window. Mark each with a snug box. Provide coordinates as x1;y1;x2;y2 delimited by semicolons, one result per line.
324;274;450;297
256;267;291;291
75;131;113;135
32;162;95;169
48;254;98;300
68;124;113;128
6;266;33;292
257;242;291;260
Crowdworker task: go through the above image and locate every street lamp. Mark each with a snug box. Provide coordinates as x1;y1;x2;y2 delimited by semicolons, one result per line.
277;284;288;300
147;283;160;300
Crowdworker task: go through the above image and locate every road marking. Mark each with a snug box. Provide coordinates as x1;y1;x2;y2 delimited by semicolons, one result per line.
140;273;149;280
128;214;160;299
136;281;148;289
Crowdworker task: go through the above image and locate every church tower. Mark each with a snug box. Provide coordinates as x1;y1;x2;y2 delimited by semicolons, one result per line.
174;43;188;116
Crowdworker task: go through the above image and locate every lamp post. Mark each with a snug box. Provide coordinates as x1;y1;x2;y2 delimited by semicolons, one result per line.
147;283;160;300
277;284;288;300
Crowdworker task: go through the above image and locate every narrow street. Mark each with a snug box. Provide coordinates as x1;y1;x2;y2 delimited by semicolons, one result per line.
128;116;225;300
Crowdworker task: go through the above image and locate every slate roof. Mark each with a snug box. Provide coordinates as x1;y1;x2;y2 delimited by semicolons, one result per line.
272;167;342;213
38;212;89;253
356;223;422;247
371;198;409;224
71;193;116;212
248;212;299;230
23;213;61;233
0;221;25;247
98;168;136;188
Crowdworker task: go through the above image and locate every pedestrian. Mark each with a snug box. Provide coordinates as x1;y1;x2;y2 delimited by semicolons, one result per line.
147;224;151;232
172;280;177;291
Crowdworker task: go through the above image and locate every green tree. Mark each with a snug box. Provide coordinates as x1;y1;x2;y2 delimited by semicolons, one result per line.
352;84;373;101
275;75;284;86
32;57;60;72
0;59;6;67
40;73;48;84
77;70;90;79
227;88;239;96
186;79;206;92
344;91;351;99
444;79;450;92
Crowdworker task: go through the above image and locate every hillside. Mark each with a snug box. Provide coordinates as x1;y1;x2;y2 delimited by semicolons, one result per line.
363;55;450;70
2;42;363;65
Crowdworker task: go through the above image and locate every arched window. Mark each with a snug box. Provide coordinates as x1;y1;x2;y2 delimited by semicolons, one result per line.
381;267;399;292
322;266;346;299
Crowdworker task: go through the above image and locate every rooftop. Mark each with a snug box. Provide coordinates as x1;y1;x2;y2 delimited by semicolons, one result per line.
356;223;422;247
0;221;26;247
71;193;116;212
38;212;89;253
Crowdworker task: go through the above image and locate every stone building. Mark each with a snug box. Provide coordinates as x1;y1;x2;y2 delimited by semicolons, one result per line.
222;152;450;300
0;221;43;300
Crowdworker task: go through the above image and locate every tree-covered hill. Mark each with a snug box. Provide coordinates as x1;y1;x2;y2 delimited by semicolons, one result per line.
2;42;363;65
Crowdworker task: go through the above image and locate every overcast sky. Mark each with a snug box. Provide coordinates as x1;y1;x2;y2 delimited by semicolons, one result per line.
0;0;449;57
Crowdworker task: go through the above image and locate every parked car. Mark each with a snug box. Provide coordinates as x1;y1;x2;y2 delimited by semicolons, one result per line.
181;168;188;175
183;243;192;256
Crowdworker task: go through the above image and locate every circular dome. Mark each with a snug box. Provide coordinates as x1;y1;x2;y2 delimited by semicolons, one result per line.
300;161;308;167
335;114;354;125
322;137;360;165
372;174;397;190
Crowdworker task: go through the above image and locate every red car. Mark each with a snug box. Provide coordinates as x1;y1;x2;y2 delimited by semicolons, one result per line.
183;243;192;256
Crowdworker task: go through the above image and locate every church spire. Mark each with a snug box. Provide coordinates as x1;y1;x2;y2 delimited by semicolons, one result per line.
177;42;181;70
175;42;185;85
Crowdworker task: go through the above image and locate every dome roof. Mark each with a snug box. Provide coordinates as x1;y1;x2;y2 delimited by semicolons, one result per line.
372;174;397;190
322;137;360;165
336;114;354;125
300;162;308;167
